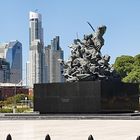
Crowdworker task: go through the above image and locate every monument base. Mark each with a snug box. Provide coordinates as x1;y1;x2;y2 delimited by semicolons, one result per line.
34;81;139;114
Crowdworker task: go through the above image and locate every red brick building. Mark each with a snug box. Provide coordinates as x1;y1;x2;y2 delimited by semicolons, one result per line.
0;86;29;100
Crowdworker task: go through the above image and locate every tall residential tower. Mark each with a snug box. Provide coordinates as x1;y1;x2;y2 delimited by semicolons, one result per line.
27;11;45;87
45;36;64;83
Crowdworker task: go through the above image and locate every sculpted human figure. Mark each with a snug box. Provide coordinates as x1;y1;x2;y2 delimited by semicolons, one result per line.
59;24;119;82
92;25;106;51
69;39;84;59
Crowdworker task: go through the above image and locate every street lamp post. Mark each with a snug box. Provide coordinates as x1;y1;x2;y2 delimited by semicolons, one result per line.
12;83;17;113
25;96;28;107
13;80;23;113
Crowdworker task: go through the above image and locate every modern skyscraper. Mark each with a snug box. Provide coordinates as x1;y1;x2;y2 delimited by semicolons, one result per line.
29;11;43;45
27;11;45;87
0;40;22;83
45;36;64;83
0;58;10;83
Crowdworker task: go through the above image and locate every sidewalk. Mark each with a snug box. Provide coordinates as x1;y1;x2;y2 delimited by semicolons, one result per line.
0;120;140;140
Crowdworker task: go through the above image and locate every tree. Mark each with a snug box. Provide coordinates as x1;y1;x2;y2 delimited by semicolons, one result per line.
114;54;140;89
114;55;134;78
0;101;4;108
134;54;140;66
4;94;28;105
123;68;140;83
14;94;27;103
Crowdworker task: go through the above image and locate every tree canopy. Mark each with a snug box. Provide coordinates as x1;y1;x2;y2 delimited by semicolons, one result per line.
114;54;140;85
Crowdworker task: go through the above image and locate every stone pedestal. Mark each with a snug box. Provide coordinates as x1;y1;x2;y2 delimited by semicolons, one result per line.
34;81;139;114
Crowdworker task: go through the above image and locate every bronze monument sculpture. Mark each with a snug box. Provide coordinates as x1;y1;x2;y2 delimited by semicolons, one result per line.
34;23;139;114
59;24;119;82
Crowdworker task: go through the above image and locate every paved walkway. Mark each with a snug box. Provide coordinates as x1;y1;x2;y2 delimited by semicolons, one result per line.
1;113;140;120
0;120;140;140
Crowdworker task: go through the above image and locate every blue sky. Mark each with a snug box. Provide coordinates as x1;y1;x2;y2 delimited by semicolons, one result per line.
0;0;140;79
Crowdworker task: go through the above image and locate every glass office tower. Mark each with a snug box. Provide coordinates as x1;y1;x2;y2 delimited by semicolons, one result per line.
0;40;22;83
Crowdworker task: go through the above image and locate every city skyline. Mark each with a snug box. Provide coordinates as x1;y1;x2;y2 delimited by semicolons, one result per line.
27;11;64;87
0;0;140;83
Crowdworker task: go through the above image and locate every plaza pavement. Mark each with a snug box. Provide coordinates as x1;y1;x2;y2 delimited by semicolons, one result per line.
0;120;140;140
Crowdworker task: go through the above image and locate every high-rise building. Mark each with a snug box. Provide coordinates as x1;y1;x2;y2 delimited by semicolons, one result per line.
0;58;10;83
29;11;43;45
27;11;45;87
0;40;22;83
45;36;64;83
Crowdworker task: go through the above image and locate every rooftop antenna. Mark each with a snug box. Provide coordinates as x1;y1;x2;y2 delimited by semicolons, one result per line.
87;21;95;32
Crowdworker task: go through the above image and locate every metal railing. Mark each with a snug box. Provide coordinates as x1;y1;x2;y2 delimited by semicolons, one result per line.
5;134;140;140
